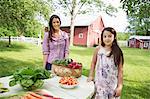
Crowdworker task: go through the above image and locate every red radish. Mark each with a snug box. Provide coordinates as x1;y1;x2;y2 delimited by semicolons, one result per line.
68;64;73;68
72;65;76;69
78;64;82;67
75;65;80;69
72;62;76;65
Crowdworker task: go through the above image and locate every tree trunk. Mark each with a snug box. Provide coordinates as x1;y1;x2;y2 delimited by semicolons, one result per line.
70;15;75;46
7;36;11;47
69;0;76;46
146;29;150;36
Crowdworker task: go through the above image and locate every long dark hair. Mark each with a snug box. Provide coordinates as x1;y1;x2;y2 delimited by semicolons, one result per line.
101;27;124;66
48;14;61;41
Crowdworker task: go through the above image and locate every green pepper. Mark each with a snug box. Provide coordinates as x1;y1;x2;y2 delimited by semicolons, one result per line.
0;88;9;93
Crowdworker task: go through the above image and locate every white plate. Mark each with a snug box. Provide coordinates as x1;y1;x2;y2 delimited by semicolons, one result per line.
59;83;78;89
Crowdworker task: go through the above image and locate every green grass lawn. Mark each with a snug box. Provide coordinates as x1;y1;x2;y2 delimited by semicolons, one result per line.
0;41;150;99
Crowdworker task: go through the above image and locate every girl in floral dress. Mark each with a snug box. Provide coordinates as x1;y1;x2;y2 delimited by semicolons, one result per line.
88;27;124;99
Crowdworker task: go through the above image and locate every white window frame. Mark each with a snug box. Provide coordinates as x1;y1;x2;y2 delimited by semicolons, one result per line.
79;33;83;38
144;42;148;47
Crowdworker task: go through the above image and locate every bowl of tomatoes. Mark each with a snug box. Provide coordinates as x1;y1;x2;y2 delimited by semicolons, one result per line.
59;77;79;89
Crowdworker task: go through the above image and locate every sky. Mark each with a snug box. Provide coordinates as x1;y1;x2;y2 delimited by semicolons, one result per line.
44;0;129;32
99;0;129;32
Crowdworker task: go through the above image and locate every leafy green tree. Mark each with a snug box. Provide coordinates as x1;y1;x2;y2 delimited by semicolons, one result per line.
0;0;52;46
25;20;42;37
121;0;150;36
117;32;130;40
52;0;117;46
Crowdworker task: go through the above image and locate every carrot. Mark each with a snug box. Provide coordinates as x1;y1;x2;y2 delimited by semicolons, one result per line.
28;92;43;99
21;96;28;99
21;93;31;99
59;77;78;85
26;94;36;99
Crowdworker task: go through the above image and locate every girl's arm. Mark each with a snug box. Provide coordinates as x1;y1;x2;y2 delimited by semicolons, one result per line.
117;58;123;89
114;57;123;97
87;46;99;81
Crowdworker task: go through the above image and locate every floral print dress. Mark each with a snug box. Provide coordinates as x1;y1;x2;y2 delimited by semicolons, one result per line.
95;46;120;99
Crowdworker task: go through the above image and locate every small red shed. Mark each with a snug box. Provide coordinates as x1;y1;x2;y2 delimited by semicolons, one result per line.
60;15;105;47
128;35;150;49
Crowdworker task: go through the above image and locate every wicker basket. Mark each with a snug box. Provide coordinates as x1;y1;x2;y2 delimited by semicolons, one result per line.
52;64;82;78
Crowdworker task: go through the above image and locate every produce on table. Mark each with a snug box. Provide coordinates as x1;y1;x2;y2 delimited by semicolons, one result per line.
34;89;62;99
59;77;79;89
52;58;73;66
0;82;3;88
22;92;62;99
9;67;51;91
52;58;82;78
52;58;82;69
68;62;82;69
59;77;78;85
0;88;9;93
0;82;9;93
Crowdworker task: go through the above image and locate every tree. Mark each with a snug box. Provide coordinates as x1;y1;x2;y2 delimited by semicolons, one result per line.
121;0;150;36
52;0;117;46
0;0;52;46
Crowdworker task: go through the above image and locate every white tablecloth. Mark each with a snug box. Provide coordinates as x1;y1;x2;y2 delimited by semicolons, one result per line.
0;75;95;99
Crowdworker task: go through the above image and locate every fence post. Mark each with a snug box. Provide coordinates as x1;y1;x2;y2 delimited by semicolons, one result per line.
147;41;150;49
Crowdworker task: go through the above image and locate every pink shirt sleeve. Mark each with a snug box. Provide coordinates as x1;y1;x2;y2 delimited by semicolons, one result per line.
64;32;70;57
42;32;49;55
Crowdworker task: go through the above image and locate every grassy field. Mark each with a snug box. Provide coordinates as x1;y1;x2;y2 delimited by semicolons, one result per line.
0;41;150;99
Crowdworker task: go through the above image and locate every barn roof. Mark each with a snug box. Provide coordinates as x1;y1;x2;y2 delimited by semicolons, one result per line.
129;35;150;40
60;15;103;27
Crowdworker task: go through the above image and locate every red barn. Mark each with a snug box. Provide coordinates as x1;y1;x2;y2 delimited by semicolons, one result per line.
128;35;150;49
60;15;105;47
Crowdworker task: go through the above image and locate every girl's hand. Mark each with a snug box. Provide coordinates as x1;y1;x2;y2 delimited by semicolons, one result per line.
87;76;94;82
114;87;122;97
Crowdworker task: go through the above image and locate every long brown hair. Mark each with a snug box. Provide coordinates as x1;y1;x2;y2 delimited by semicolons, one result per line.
101;27;124;66
44;27;49;32
48;15;61;41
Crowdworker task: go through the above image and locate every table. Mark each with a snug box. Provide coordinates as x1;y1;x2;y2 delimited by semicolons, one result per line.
0;75;95;99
